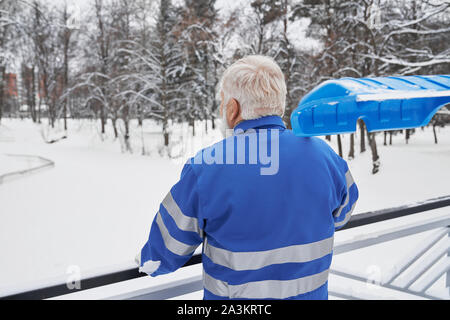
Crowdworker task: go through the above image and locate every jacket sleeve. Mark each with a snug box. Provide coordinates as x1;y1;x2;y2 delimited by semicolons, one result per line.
139;161;204;277
333;158;359;230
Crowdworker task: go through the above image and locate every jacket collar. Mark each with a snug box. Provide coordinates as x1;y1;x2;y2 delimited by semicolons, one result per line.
234;116;286;134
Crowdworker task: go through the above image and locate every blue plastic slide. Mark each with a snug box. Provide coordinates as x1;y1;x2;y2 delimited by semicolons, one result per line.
290;75;450;137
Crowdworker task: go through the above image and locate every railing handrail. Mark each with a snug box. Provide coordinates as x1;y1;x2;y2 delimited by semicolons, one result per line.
2;195;450;300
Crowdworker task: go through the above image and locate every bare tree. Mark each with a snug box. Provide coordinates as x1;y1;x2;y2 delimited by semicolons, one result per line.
0;0;20;123
116;0;186;147
59;2;77;131
72;0;116;137
26;1;66;129
348;133;355;159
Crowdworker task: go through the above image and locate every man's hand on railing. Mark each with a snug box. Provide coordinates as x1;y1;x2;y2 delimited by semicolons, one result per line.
135;251;162;276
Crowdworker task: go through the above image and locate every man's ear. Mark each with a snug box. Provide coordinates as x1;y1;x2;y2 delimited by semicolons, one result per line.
226;98;242;128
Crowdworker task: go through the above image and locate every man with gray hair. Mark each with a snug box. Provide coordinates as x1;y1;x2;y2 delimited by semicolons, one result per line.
138;55;358;300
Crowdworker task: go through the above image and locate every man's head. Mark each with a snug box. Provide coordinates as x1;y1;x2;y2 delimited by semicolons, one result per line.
219;55;287;135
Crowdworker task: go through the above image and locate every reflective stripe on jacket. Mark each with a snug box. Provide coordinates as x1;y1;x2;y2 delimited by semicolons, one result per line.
140;116;359;300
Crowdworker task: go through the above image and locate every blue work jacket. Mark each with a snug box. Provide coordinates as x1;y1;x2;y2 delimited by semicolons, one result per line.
140;116;358;300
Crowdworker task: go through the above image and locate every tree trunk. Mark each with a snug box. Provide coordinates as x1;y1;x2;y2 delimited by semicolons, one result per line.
348;133;355;160
123;106;132;152
367;130;380;174
137;104;143;126
163;131;169;147
337;134;343;157
63;56;68;131
30;66;37;122
37;100;41;124
62;7;71;132
112;117;118;139
162;115;170;147
359;119;366;153
389;131;393;145
124;122;131;152
49;97;56;128
100;106;106;134
49;108;55;128
163;122;169;147
383;131;387;146
63;96;67;131
405;129;410;144
433;123;438;144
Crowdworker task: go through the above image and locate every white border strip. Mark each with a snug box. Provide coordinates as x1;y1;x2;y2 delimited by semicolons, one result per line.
357;90;450;102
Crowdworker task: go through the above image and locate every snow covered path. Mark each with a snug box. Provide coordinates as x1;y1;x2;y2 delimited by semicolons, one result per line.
0;154;54;184
0;119;449;297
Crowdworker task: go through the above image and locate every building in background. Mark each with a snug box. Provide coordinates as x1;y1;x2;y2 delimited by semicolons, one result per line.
2;73;20;115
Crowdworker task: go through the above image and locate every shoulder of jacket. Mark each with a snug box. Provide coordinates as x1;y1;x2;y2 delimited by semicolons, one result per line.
185;138;225;174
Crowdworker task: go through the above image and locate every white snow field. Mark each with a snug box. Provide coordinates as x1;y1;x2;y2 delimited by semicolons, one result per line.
0;118;449;299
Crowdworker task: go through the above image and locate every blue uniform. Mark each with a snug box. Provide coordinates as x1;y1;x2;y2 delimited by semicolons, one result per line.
140;116;358;300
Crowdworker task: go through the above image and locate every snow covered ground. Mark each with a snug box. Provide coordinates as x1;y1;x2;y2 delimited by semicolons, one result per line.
0;118;449;299
0;118;221;294
328;127;450;213
0;154;47;177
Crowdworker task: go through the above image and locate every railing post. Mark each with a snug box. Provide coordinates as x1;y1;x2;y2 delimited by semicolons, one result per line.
447;227;450;296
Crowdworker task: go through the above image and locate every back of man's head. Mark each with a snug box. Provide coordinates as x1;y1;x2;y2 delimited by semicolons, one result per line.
220;55;287;120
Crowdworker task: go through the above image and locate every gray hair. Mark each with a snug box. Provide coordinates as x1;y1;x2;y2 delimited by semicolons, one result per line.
219;55;287;120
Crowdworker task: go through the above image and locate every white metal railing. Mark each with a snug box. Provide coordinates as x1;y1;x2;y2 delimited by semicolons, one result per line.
2;196;450;300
